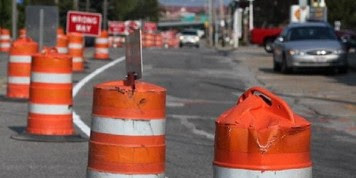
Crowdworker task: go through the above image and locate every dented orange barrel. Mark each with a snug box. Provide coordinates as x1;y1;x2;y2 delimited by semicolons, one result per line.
94;30;109;59
87;81;166;177
213;87;311;178
6;37;38;99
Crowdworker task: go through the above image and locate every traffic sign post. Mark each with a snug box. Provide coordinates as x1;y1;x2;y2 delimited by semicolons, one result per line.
125;30;142;89
66;11;102;36
26;6;58;50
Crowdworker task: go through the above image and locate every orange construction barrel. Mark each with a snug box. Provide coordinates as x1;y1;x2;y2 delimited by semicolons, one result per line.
56;28;68;54
87;80;166;177
94;30;109;60
68;33;84;72
6;37;38;99
11;48;85;142
0;28;11;52
213;87;311;178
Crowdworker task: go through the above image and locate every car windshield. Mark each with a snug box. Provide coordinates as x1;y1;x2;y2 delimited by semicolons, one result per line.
182;31;197;35
288;26;337;41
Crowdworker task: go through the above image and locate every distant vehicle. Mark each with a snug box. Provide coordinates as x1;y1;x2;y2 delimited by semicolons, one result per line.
250;28;282;53
179;29;200;48
273;22;348;74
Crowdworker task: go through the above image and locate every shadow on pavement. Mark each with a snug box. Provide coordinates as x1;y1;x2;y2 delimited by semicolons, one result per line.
0;95;27;103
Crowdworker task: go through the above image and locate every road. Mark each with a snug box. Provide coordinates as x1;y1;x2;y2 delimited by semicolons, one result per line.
0;45;355;177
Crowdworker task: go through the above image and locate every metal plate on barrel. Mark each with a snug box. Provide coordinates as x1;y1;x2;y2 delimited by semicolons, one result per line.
26;6;58;49
125;30;143;79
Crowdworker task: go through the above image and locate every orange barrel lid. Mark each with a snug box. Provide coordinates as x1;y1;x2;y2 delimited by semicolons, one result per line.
10;37;38;55
32;48;72;73
214;86;311;170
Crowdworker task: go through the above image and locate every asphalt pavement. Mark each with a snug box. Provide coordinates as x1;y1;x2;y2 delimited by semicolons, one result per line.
0;45;355;177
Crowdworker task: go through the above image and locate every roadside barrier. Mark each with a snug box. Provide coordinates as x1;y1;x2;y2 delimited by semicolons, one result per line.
68;33;84;72
6;37;38;99
143;32;155;48
155;33;163;48
87;80;166;177
11;48;85;142
56;28;68;54
213;87;312;178
0;28;11;52
94;30;109;60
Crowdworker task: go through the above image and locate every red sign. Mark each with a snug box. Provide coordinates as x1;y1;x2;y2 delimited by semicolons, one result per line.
108;21;125;35
66;11;102;36
143;22;157;33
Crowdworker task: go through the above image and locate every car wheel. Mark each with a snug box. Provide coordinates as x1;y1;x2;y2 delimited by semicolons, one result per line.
273;52;281;71
281;57;291;74
264;38;274;53
196;44;199;48
273;60;281;72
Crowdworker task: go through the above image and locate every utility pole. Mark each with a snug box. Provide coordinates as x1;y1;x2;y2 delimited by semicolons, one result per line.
12;0;17;39
208;0;214;46
103;0;108;30
248;0;254;31
73;0;79;10
218;0;225;47
86;0;90;12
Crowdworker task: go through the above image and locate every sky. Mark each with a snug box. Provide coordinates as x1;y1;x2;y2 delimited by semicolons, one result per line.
159;0;232;7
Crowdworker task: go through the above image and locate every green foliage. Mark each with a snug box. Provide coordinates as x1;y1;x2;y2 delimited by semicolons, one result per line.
108;0;160;21
0;0;12;29
326;0;356;29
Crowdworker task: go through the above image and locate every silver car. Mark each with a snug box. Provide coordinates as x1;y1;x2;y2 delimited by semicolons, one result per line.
273;22;348;73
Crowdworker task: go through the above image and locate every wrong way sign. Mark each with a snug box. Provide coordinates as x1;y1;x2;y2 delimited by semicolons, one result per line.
66;11;102;36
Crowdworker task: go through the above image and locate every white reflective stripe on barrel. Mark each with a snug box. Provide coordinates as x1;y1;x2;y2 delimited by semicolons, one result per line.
213;166;312;178
0;35;10;40
1;43;11;48
91;116;165;136
95;38;108;44
87;169;165;178
68;43;83;49
29;103;72;115
9;55;31;63
73;57;83;62
57;47;68;54
31;72;72;84
95;48;109;54
8;76;30;84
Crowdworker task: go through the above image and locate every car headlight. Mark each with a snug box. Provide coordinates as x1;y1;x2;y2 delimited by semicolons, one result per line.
194;36;199;41
179;36;184;40
288;49;305;56
333;49;345;54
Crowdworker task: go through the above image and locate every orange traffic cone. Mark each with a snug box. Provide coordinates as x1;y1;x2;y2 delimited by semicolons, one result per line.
0;28;11;52
68;33;84;72
213;87;312;178
94;30;109;60
87;80;166;177
11;48;85;142
6;37;38;99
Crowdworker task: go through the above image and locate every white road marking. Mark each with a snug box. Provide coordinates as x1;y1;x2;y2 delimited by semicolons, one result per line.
169;114;215;140
73;56;125;137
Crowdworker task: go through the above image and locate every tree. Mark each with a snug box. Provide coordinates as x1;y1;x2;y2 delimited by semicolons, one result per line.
326;0;356;29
